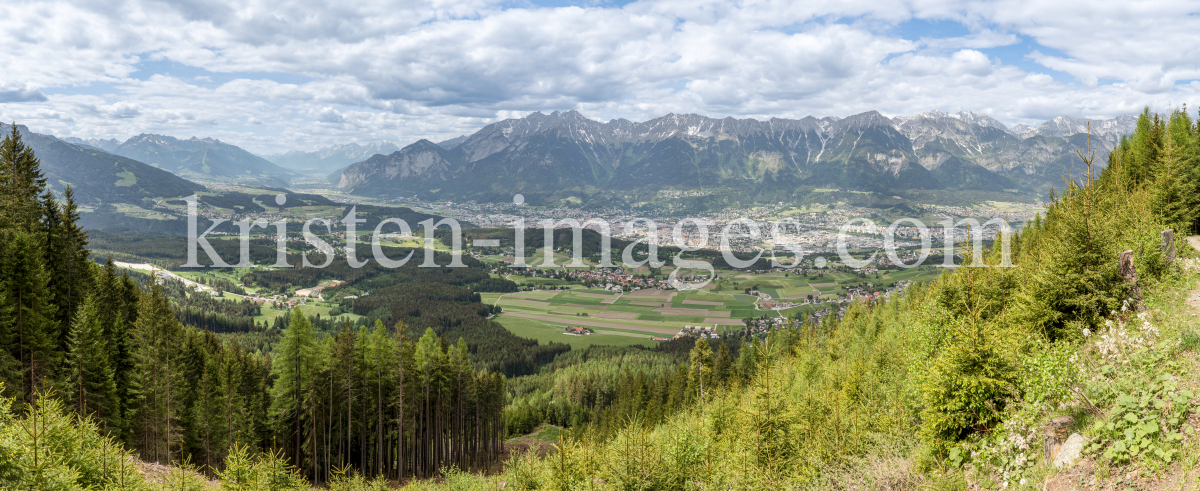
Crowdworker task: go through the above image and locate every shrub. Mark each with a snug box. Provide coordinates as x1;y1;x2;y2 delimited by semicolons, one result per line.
0;387;146;490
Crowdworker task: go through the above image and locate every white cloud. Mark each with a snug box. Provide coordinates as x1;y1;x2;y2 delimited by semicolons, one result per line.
0;0;1196;154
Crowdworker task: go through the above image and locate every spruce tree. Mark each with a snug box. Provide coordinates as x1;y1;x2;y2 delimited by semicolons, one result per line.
331;322;359;469
192;342;229;474
713;342;732;387
95;260;121;361
39;189;70;350
688;337;714;399
56;187;93;341
413;328;443;476
132;282;182;463
0;275;20;401
0;123;48;228
92;260;140;443
3;229;59;400
269;308;318;467
1125;109;1163;184
63;293;118;430
1150;128;1197;230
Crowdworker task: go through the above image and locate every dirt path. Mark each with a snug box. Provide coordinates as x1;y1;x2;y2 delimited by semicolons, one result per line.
1187;236;1200;313
115;261;217;294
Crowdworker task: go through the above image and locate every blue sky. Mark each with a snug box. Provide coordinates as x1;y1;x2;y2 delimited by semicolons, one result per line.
1;0;1197;154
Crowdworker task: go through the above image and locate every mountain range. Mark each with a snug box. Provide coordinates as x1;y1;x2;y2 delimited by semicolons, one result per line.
13;108;1140;211
333;110;1138;202
2;123;204;204
65;134;293;185
265;141;403;175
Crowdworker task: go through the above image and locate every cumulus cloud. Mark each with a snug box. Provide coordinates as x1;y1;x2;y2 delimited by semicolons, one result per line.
310;107;346;123
0;87;48;103
0;0;1196;154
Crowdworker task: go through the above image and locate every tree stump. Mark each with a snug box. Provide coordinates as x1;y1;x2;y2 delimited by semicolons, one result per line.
1162;229;1175;264
1119;250;1143;308
1043;416;1075;466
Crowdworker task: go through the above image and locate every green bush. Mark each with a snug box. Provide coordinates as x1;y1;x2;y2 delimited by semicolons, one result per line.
919;320;1017;447
217;444;307;490
0;387;146;490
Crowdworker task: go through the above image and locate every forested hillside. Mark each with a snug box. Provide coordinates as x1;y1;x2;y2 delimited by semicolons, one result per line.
0;123;204;204
0;124;511;488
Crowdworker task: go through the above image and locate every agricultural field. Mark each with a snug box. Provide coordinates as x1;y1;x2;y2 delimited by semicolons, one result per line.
711;267;941;299
482;250;603;269
252;299;362;326
111;203;175;220
484;286;763;349
485;265;942;349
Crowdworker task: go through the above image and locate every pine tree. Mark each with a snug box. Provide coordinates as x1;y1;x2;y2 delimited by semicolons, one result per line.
413;327;443;476
3;229;59;401
713;342;732;387
63;293;118;430
0;276;20;401
192;341;229;474
269;308;319;468
688;338;714;399
39;189;70;350
132;282;182;463
0;123;48;228
54;187;93;342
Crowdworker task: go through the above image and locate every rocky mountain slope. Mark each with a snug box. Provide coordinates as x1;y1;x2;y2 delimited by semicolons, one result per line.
334;110;1136;201
63;136;121;153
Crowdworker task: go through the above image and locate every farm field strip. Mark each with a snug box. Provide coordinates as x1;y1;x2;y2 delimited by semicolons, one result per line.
487;266;942;349
492;288;764;335
502;313;677;334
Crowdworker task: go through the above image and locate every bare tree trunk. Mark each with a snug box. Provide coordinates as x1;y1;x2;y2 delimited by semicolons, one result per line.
295;358;301;467
346;365;352;470
377;345;383;476
165;326;172;464
403;360;408;477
